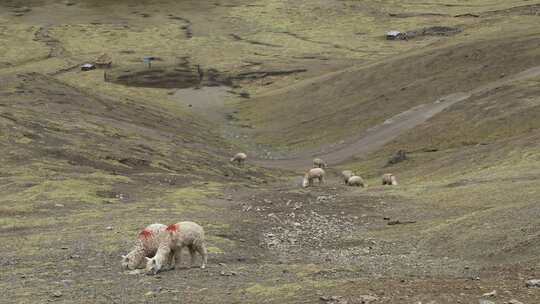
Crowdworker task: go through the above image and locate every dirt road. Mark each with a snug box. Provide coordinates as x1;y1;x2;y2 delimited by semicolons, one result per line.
253;65;540;170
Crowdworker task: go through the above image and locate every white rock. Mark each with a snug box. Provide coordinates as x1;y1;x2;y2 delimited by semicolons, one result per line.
526;279;540;287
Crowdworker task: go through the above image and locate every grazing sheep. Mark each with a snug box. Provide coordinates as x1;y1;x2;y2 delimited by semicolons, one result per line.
382;173;398;186
145;221;207;275
230;152;247;166
302;168;325;188
347;175;367;187
341;170;354;184
313;158;327;168
121;223;167;270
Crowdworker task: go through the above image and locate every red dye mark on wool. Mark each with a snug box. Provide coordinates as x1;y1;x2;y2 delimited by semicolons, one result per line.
166;224;179;233
138;229;153;240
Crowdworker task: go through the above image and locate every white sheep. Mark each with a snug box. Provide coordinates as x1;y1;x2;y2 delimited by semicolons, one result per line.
145;221;208;275
341;170;354;184
230;152;247;166
121;223;167;270
382;173;398;185
347;175;367;187
302;168;325;188
313;158;327;168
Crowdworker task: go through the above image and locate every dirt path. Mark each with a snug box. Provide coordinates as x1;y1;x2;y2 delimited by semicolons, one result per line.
253;65;540;170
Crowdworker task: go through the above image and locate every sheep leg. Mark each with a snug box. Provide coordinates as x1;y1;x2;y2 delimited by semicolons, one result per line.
196;244;208;269
173;247;183;269
165;249;176;270
319;176;324;184
188;245;197;267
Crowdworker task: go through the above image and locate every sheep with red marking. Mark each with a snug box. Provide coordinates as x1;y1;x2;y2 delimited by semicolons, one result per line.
145;221;208;275
121;223;167;270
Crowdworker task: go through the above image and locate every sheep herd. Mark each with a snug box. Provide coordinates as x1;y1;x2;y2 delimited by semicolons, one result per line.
122;153;398;275
302;157;397;189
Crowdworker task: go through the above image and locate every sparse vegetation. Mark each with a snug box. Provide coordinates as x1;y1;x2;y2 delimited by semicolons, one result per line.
1;0;540;303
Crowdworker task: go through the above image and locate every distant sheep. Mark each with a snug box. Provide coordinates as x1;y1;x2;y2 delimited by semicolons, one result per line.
382;173;398;186
341;170;354;184
347;175;367;187
302;168;325;188
230;152;247;166
145;221;207;275
121;223;167;270
313;158;327;168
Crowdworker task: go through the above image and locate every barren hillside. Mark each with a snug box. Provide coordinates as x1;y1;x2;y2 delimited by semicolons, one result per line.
1;1;539;303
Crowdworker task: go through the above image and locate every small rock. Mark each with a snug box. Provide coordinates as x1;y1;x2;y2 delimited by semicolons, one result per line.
526;279;540;288
144;291;154;297
106;226;113;230
508;300;524;304
52;291;62;298
54;203;64;207
478;300;494;304
357;294;379;303
128;269;144;275
482;290;497;297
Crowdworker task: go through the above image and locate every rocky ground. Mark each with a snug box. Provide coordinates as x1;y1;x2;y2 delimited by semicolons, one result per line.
1;1;540;303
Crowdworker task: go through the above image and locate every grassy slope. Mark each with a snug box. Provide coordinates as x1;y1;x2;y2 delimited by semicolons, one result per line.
1;0;540;302
344;74;540;263
238;32;540;150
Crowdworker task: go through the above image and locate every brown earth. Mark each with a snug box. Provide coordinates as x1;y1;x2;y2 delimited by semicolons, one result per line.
1;1;540;304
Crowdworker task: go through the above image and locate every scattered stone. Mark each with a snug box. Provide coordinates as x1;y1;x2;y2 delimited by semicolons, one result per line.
128;269;144;275
508;300;524;304
54;203;64;207
106;226;113;230
482;290;497;297
52;291;62;298
526;279;540;287
144;291;154;297
357;294;379;303
478;300;494;304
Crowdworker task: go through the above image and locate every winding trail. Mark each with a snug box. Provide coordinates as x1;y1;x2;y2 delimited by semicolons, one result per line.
253;65;540;171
